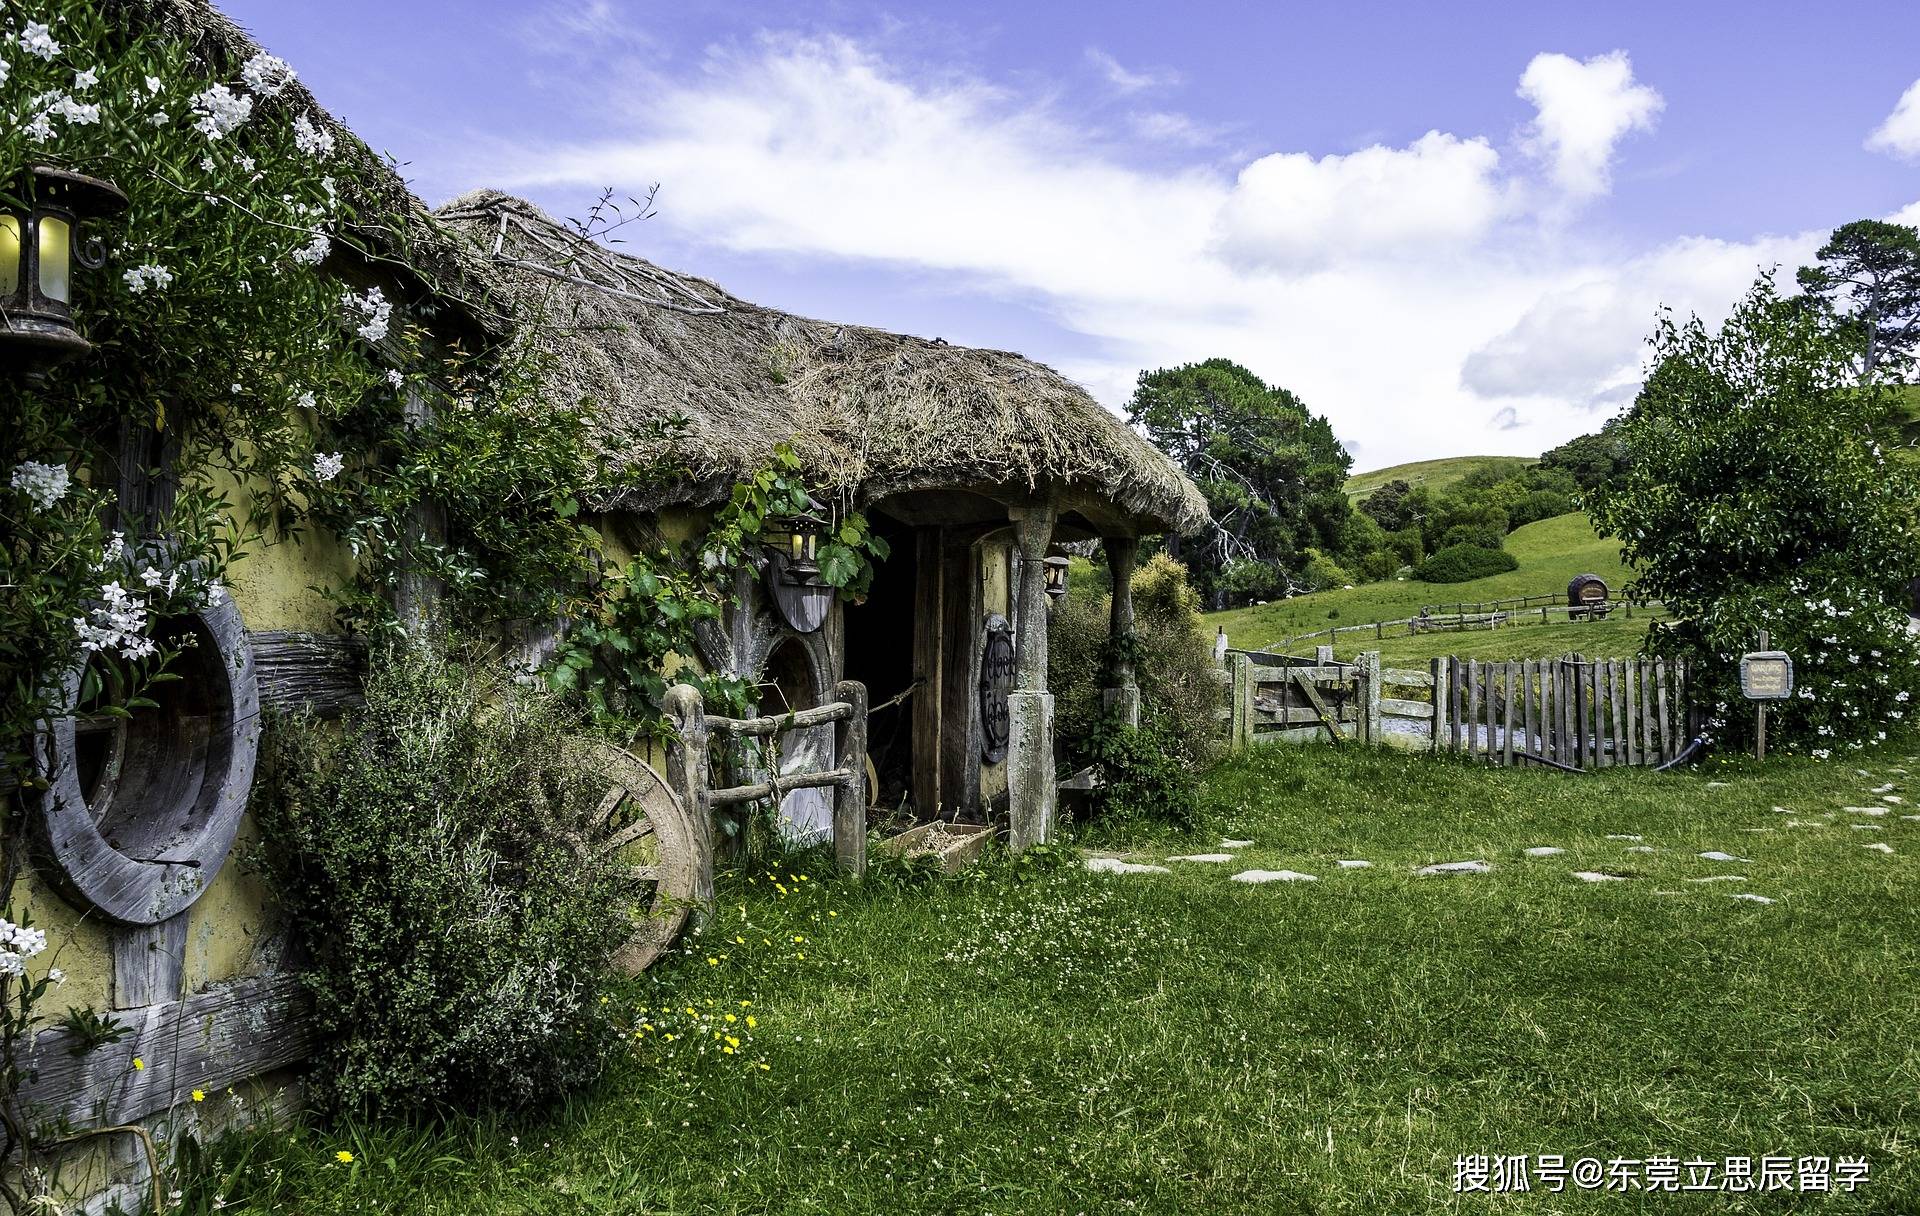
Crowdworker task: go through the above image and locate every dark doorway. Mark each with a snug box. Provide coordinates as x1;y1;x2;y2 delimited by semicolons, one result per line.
842;512;917;813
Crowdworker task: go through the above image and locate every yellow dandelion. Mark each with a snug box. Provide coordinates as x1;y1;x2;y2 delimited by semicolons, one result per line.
725;1013;738;1023
796;952;806;960
722;1045;735;1055
758;1062;771;1072
746;1015;757;1029
740;1000;752;1007
828;910;838;917
686;1007;697;1016
792;935;806;943
132;1057;144;1071
335;1150;354;1164
707;957;719;966
192;1090;205;1103
725;1036;740;1048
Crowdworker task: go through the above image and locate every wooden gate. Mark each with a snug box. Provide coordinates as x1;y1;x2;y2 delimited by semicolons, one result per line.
1433;655;1696;769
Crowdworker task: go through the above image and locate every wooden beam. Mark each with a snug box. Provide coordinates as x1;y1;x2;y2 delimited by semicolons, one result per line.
912;527;945;815
250;630;367;718
21;975;313;1130
940;539;983;817
1009;504;1056;692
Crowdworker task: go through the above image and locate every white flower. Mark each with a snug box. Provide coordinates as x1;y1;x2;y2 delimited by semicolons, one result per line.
312;451;344;482
50;94;100;125
199;156;216;172
202;580;228;608
19;22;59;61
11;461;70;509
145;75;163;95
238;155;256;172
101;532;125;563
147;110;170;127
386;369;404;388
240;52;296;97
294;391;317;410
48;968;65;985
1812;748;1831;760
23;112;53;142
140;566;165;587
189;83;253;140
122;264;175;294
292;113;335;159
290;231;330;266
73;67;98;90
341;285;391;343
0;58;10;89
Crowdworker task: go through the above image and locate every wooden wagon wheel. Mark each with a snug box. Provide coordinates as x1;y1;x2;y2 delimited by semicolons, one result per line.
567;740;701;975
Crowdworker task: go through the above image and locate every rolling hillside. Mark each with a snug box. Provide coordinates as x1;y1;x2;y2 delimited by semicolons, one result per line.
1205;512;1652;660
1343;454;1534;503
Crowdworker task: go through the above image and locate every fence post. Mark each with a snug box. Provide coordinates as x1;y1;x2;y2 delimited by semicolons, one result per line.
1361;651;1382;745
663;683;714;908
1429;657;1447;752
833;679;868;876
1230;651;1253;749
1316;644;1335;664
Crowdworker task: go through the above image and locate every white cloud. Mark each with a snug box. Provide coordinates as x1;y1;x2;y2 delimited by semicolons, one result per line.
1518;51;1663;199
1214;132;1506;270
494;35;1852;467
1129;110;1227;149
1086;48;1178;94
1867;78;1920;160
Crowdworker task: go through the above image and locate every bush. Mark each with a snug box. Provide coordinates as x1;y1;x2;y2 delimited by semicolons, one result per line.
1051;552;1223;777
1299;549;1353;592
1079;716;1200;834
256;646;634;1116
1414;544;1519;583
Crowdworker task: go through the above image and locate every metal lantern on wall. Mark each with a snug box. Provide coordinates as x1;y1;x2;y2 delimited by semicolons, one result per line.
765;497;828;585
1042;551;1071;600
1;165;128;379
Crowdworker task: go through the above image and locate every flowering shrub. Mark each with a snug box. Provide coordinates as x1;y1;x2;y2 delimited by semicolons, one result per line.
0;909;67;1210
1589;274;1920;753
255;646;634;1116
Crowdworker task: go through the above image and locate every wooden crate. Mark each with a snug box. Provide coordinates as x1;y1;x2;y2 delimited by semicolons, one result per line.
876;821;993;873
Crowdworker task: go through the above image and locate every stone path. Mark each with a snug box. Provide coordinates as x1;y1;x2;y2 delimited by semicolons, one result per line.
1077;772;1910;908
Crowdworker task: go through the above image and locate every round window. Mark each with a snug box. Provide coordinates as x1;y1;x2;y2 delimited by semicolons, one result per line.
31;598;259;925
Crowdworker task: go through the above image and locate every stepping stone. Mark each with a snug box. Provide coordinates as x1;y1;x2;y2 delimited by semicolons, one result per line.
1231;869;1317;883
1607;834;1644;841
1168;853;1235;863
1416;860;1492;876
1883;796;1905;805
1871;783;1896;794
1625;846;1657;853
1856;769;1873;778
1741;828;1777;833
1085;858;1170;875
1697;851;1749;862
1772;806;1792;814
1336;859;1372;869
1850;824;1882;831
1843;806;1888;816
1688;875;1747;883
1571;871;1628;882
1902;815;1920;822
1523;847;1565;857
1729;893;1776;904
1706;781;1730;788
1785;820;1822;828
1219;839;1254;849
1864;842;1896;855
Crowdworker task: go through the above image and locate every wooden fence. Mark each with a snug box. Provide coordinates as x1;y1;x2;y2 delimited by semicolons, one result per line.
1222;650;1697;770
1266;599;1662;655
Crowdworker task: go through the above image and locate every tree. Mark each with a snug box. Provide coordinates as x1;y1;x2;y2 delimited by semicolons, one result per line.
1128;359;1352;607
1795;219;1920;377
1588;274;1920;753
1359;479;1414;531
1541;421;1632;492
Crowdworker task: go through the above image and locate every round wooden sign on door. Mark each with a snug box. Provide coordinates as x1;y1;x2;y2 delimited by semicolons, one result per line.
978;613;1014;764
32;599;260;925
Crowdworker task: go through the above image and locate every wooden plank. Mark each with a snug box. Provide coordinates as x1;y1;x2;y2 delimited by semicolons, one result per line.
1429;658;1447;752
1289;670;1345;743
111;915;187;1010
1655;660;1672;763
1379;697;1436;719
1640;659;1655;763
21;975;313;1130
1380;668;1435;688
250;630;367;718
1465;660;1480;758
1363;652;1383;745
1594;661;1611;769
833;680;869;876
1553;659;1571;768
1502;662;1516;767
940;537;983;816
1518;659;1533;758
1622;660;1639;765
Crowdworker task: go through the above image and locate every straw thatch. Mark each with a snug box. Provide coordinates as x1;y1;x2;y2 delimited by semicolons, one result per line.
121;0;505;335
434;191;1206;533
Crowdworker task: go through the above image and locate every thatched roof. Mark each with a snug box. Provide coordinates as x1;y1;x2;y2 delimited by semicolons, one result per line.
123;0;505;336
433;191;1206;534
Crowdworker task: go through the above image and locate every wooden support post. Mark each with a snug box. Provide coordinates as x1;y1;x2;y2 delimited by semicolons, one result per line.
395;385;446;644
913;527;945;815
1429;657;1447;752
1101;536;1140;728
1230;651;1254;748
833;679;868;876
664;684;714;907
940;535;983;817
1361;651;1383;745
1008;502;1057;851
1755;629;1770;761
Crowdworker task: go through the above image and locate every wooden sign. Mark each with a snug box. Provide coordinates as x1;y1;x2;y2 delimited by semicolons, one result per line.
1739;651;1793;700
978;614;1014;763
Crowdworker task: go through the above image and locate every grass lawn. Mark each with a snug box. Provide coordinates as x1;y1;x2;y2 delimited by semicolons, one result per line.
1207;513;1637;655
1344;455;1536;504
191;741;1920;1213
1321;614;1664;667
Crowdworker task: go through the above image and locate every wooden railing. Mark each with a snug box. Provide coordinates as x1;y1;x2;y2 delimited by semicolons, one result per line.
663;680;869;879
1259;598;1663;655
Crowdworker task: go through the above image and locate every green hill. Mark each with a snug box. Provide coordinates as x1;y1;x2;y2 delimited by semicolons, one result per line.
1344;455;1534;503
1206;512;1649;660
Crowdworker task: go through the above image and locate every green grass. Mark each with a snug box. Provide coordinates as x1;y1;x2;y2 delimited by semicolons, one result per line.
187;740;1920;1213
1208;512;1638;656
1326;614;1666;667
1345;454;1535;503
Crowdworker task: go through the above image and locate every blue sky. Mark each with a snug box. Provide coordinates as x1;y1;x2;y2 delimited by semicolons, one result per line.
226;0;1920;468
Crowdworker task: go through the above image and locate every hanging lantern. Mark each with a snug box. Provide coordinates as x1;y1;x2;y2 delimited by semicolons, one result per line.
1042;551;1071;600
765;496;828;585
2;166;128;380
